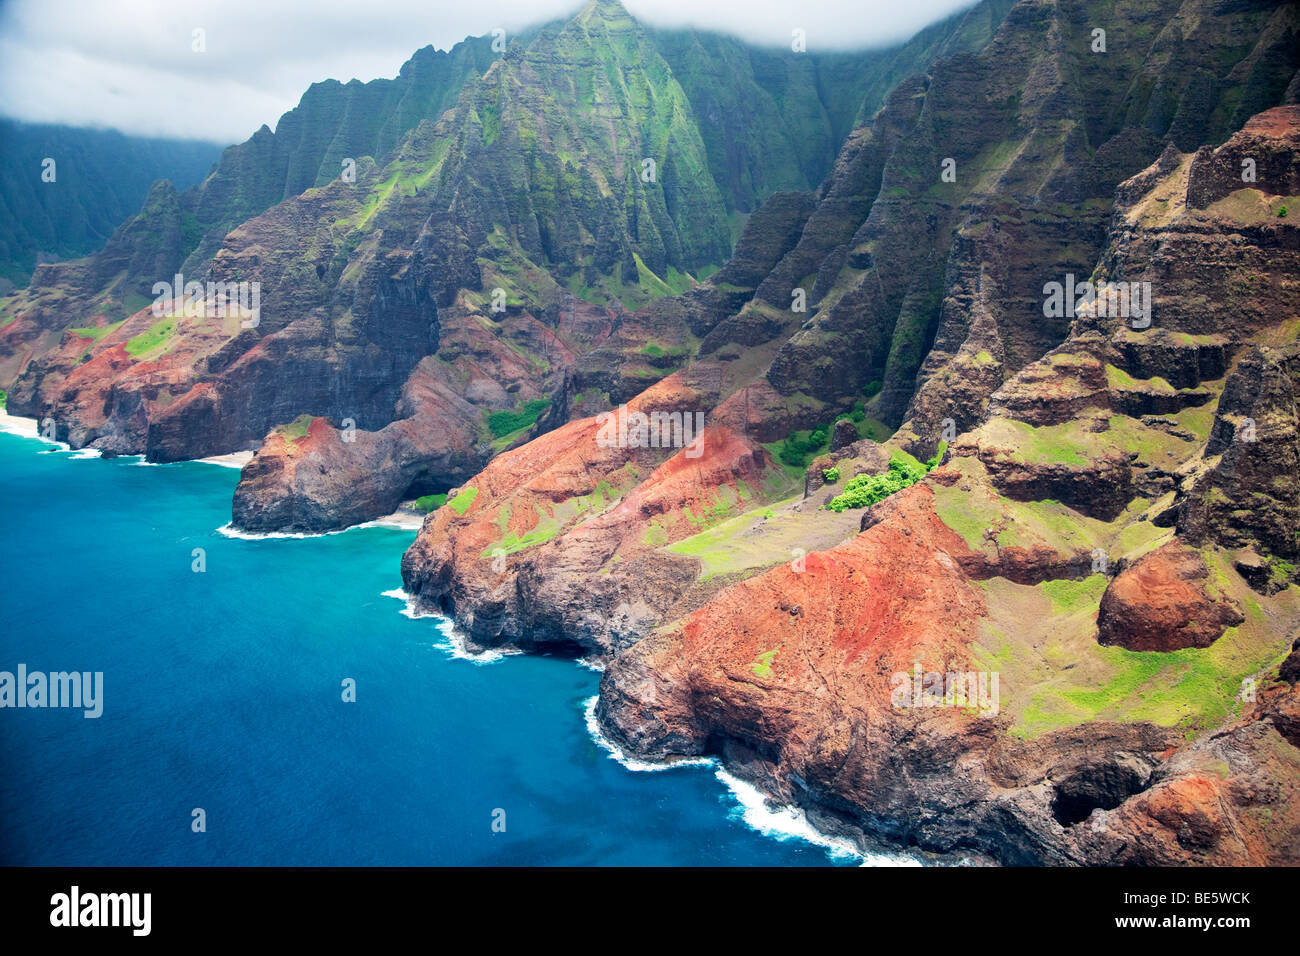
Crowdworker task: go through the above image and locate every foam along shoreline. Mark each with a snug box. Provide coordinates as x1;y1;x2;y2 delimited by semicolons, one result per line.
580;696;919;866
715;768;923;868
381;588;516;663
217;506;424;541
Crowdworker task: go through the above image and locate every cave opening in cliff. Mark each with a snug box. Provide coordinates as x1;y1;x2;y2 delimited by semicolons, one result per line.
1051;761;1151;828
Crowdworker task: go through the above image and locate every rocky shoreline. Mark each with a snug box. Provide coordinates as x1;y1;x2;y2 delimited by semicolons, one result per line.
4;0;1298;866
400;105;1300;865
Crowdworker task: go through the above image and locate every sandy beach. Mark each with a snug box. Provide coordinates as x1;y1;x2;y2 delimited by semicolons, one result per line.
368;508;425;531
0;408;44;440
196;451;255;469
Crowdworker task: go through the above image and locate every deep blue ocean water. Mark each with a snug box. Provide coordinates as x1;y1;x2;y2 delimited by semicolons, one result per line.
0;428;867;866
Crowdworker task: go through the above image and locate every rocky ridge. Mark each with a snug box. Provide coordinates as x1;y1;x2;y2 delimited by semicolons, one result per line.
403;86;1300;863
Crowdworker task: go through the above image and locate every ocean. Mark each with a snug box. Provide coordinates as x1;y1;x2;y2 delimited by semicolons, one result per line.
0;426;899;866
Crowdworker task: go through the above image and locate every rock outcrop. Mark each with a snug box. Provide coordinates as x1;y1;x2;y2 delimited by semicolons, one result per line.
404;86;1300;864
1096;542;1245;651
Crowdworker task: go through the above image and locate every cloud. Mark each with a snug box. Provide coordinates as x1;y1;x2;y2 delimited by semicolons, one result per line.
0;0;977;144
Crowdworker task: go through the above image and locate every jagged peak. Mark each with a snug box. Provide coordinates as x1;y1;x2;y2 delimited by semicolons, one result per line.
576;0;634;21
569;0;640;36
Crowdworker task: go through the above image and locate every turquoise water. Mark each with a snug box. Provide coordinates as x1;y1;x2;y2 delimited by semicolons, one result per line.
0;429;859;865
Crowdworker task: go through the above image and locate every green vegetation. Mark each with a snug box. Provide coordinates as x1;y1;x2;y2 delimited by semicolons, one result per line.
776;422;831;468
0;388;6;408
1279;205;1288;218
753;649;778;679
1041;575;1108;615
484;481;627;558
826;450;930;512
977;550;1290;739
415;493;448;512
929;458;1168;561
489;507;566;555
681;482;755;533
1016;630;1279;738
68;319;126;343
124;317;179;357
976;415;1194;473
822;466;840;484
857;418;893;442
656;487;845;582
486;399;550;439
639;340;689;361
275;414;314;443
1106;364;1175;394
448;487;479;516
1002;419;1089;466
1268;561;1300;590
643;519;670;548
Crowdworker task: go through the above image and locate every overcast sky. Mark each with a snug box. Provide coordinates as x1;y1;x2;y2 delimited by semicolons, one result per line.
0;0;977;145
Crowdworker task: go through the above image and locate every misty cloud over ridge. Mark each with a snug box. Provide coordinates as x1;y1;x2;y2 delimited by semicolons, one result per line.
0;0;976;144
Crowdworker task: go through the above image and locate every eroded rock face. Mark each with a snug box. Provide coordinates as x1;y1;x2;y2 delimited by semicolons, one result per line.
399;85;1300;865
1281;638;1300;686
1096;542;1245;651
766;0;1299;460
398;372;783;654
600;101;1300;862
223;292;622;531
1177;344;1300;567
230;363;488;533
1186;105;1300;209
596;486;1300;864
595;481;1300;865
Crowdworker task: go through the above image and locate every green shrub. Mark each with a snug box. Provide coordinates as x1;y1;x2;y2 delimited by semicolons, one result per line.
849;401;866;423
1279;205;1289;218
486;399;550;438
415;493;448;512
826;451;930;512
778;422;830;468
862;380;882;398
822;466;840;484
448;487;479;516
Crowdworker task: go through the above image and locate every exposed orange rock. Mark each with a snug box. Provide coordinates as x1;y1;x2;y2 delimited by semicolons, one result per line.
1097;542;1244;651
